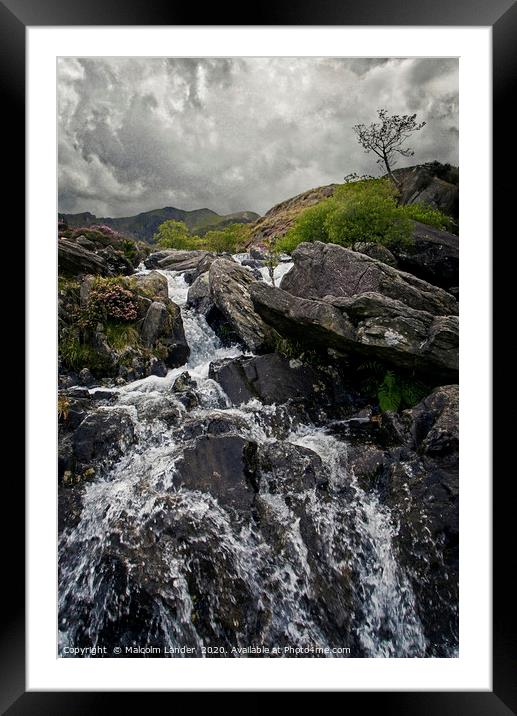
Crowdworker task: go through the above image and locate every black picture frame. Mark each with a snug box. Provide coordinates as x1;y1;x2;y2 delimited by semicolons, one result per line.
7;0;512;710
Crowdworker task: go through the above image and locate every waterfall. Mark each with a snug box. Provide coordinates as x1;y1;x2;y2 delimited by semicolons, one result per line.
59;258;431;658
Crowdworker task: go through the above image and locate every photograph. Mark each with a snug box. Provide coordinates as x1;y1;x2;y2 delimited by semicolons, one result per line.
56;56;460;659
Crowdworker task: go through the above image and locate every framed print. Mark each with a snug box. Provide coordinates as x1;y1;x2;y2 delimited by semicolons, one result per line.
6;0;513;709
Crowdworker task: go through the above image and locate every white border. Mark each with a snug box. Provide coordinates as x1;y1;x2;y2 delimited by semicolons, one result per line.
27;27;491;691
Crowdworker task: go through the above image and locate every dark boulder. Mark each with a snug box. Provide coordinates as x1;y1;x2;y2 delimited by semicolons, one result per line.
173;434;259;511
257;442;328;494
354;242;397;267
350;384;459;655
72;408;136;477
396;165;459;221
208;353;347;411
396;222;459;290
145;249;216;274
186;272;212;314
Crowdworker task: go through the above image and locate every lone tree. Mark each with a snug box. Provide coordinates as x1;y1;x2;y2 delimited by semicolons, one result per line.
353;109;426;186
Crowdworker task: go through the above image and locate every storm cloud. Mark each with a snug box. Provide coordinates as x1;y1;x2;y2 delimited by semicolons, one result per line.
58;57;458;217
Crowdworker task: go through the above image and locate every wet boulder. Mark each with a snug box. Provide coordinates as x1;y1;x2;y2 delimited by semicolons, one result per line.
72;407;136;478
173;434;259;511
186;272;212;314
208;258;275;352
208;353;347;411
257;442;328;494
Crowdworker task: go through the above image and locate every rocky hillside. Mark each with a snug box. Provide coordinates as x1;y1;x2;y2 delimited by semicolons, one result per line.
247;162;458;247
59;206;260;243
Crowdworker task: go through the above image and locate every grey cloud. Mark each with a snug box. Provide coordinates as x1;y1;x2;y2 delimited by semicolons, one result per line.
58;57;458;217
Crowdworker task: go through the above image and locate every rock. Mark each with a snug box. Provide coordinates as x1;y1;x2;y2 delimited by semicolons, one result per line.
140;300;190;368
347;444;386;491
145;249;216;274
161;301;190;368
395;222;459;290
74;235;96;250
257;442;328;494
73;408;136;475
241;258;263;269
280;241;458;316
58;238;109;276
97;245;134;275
176;411;251;442
354;242;397;267
251;282;458;382
396;165;458;220
186;272;212;314
143;250;174;269
78;368;94;386
58;483;85;532
133;271;169;302
79;275;95;304
149;356;168;377
173;434;259;511
209;353;346;410
208;258;274;352
172;371;196;393
140;302;169;346
352;384;459;655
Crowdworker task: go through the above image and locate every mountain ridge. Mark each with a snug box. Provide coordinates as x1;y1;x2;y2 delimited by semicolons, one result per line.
59;206;260;243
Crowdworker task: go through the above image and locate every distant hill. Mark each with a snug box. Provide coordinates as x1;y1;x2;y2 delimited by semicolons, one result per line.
59;206;260;243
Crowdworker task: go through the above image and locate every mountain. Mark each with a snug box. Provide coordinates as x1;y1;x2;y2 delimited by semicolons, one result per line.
59;206;260;243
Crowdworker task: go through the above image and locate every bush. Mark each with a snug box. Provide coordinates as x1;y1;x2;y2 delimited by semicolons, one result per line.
73;277;139;330
401;203;455;232
276;178;453;254
199;223;251;253
153;219;250;254
153;220;195;249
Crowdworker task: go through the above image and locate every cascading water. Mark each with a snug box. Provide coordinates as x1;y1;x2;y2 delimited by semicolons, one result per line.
58;255;432;658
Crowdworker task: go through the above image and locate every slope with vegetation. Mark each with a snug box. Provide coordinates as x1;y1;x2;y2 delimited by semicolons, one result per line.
59;206;260;243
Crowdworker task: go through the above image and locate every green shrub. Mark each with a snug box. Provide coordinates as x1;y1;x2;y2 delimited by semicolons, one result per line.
153;219;250;254
199;223;251;253
277;177;454;254
402;203;455;232
153;220;195;249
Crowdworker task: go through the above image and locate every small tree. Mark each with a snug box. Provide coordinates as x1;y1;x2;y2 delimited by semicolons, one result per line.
353;109;426;186
153;220;192;249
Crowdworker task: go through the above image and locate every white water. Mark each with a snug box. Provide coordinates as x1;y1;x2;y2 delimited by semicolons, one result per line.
59;264;428;658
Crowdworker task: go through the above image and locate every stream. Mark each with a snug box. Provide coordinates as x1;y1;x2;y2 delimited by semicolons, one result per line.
58;260;430;658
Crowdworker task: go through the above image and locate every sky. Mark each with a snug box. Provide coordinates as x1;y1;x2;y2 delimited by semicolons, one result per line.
58;57;458;218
